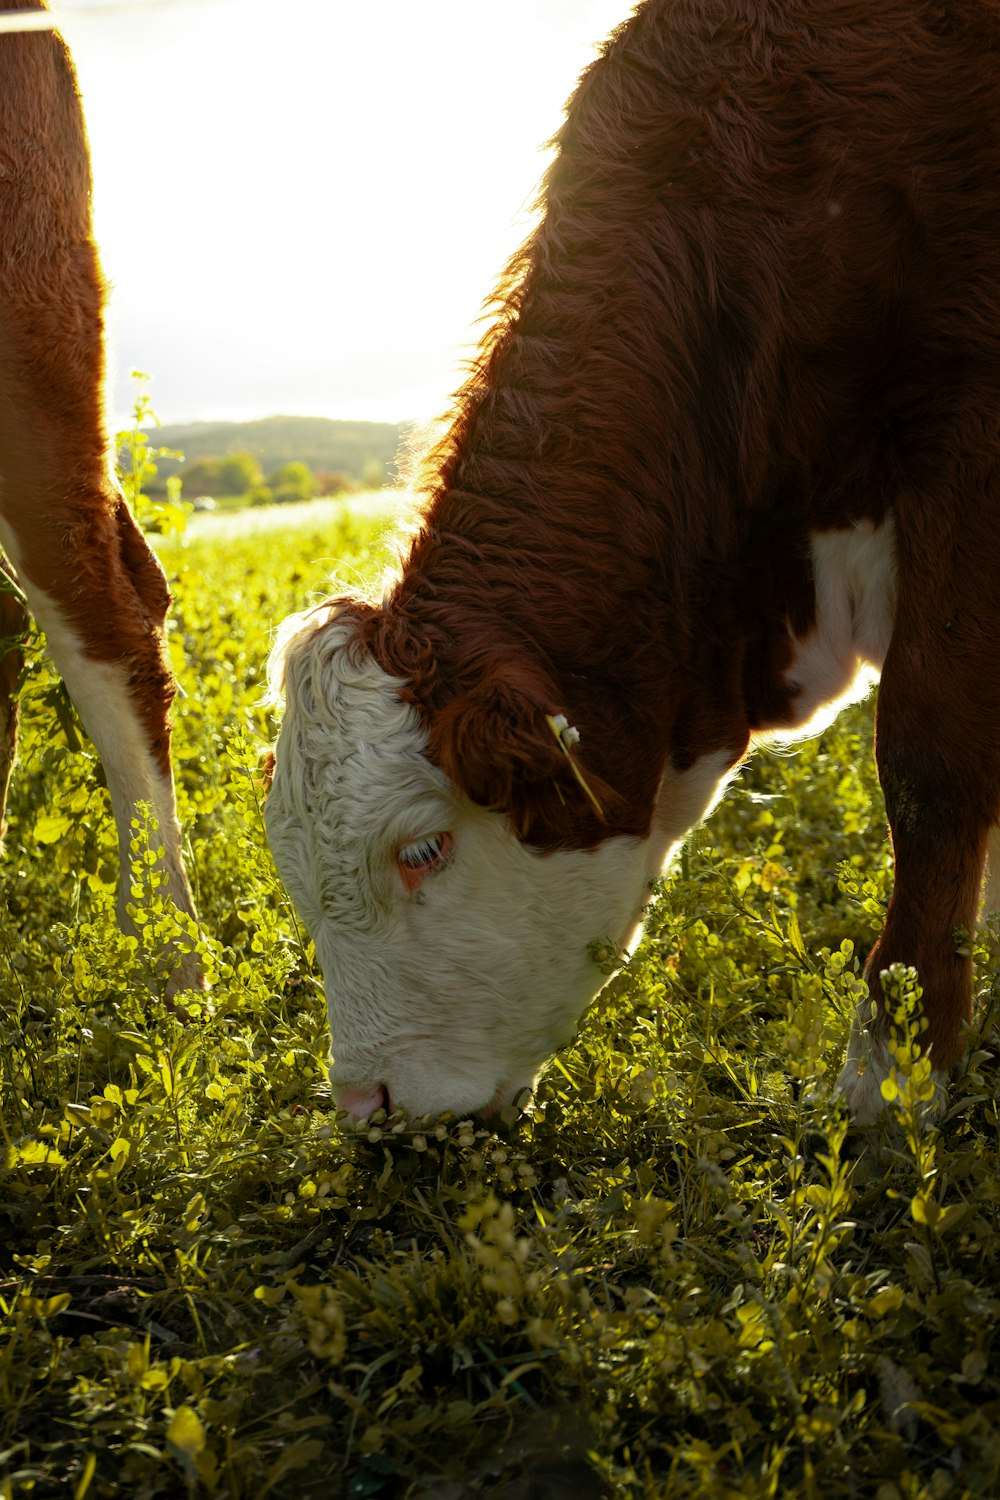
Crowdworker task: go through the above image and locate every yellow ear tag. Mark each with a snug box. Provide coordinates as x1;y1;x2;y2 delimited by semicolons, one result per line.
545;714;606;821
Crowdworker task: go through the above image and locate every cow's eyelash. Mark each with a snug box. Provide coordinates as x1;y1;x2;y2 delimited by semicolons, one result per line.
397;833;451;871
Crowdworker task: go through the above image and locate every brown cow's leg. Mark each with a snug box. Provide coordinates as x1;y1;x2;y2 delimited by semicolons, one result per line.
0;18;201;991
0;557;28;845
839;480;1000;1121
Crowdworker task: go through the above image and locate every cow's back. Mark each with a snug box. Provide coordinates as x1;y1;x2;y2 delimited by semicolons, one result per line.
549;0;1000;531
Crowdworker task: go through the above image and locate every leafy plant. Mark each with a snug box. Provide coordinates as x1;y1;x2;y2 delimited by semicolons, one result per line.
1;445;999;1496
117;372;190;535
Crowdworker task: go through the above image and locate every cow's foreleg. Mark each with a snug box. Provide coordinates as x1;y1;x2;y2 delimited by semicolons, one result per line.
0;21;202;993
0;556;28;846
0;496;203;993
839;544;1000;1122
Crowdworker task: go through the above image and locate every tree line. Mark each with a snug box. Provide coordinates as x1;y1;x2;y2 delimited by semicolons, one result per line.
133;414;409;501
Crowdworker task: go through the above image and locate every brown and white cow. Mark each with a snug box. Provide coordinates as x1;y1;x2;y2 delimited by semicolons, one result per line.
267;0;1000;1124
0;1;199;986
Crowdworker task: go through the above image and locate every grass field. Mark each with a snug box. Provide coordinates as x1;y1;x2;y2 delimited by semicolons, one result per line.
2;493;999;1499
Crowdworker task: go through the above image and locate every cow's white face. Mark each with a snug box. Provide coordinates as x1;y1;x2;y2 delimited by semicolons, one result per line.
265;606;678;1120
266;606;736;1120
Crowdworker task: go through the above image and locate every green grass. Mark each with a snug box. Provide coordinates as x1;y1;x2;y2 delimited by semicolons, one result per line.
2;495;999;1499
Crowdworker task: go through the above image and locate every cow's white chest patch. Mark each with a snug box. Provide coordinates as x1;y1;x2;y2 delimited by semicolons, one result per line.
778;519;897;738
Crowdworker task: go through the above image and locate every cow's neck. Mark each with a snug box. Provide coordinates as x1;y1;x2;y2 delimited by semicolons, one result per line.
376;269;888;849
381;459;759;846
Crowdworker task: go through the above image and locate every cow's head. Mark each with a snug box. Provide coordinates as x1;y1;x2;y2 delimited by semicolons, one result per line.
265;601;714;1121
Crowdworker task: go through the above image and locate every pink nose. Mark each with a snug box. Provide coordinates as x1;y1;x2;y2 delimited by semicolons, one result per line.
334;1083;388;1120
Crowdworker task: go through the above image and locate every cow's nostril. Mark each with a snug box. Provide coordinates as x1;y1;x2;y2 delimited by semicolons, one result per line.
335;1083;388;1120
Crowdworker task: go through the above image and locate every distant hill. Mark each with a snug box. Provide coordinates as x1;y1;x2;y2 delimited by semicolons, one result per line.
137;415;411;493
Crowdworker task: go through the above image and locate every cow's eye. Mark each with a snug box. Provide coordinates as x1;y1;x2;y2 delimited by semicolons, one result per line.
396;832;453;892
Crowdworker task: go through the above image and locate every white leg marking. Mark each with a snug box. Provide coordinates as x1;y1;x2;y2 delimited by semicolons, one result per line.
775;519;896;740
836;1010;893;1125
650;749;736;886
837;1001;949;1125
0;525;199;987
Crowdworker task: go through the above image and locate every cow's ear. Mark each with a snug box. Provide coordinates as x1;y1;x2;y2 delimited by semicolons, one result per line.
427;662;615;835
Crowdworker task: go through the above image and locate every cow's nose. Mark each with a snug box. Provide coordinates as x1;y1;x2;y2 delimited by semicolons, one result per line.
335;1083;389;1120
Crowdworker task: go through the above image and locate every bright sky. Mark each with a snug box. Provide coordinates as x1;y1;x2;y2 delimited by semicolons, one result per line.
48;0;630;427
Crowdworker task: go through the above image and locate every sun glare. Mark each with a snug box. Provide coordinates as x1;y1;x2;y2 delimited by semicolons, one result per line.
57;0;629;424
